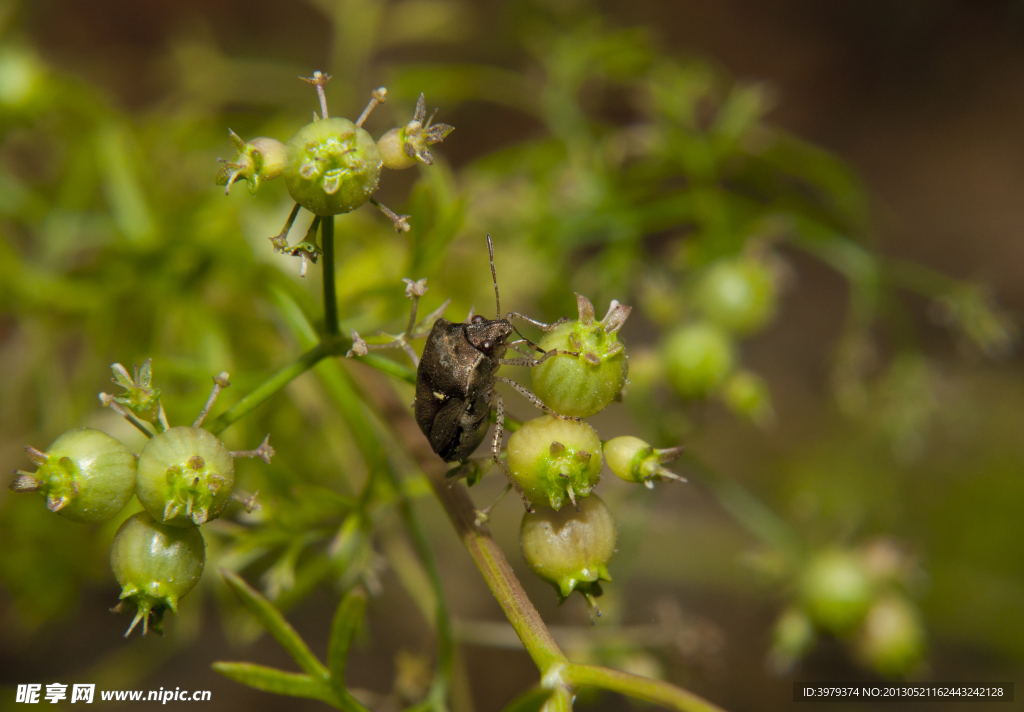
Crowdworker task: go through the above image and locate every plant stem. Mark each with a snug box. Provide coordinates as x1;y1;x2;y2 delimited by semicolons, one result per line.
563;664;726;712
322;215;339;337
206;341;337;436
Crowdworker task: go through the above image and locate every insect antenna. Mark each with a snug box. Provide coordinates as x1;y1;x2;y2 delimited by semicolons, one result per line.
486;234;501;318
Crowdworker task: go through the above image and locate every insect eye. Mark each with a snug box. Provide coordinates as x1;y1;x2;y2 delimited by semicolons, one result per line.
472;315;486;324
481;340;493;352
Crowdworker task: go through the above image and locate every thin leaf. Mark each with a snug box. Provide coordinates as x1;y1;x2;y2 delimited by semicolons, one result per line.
212;663;335;703
328;586;368;696
220;569;327;679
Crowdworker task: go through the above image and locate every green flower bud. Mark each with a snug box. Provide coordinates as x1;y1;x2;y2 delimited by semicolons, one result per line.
663;322;735;399
283;117;382;216
603;436;686;488
722;370;774;425
10;428;137;524
377;93;454;170
110;512;205;636
855;595;926;677
695;257;776;334
520;494;616;605
136;426;234;527
507;415;602;511
216;130;286;196
532;295;631;418
800;549;873;636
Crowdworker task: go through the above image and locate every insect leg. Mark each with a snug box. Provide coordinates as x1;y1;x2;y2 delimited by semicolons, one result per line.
497;376;581;422
493;393;534;513
506;311;571;331
500;346;580;368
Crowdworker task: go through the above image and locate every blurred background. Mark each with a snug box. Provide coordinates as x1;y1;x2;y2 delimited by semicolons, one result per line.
1;0;1023;710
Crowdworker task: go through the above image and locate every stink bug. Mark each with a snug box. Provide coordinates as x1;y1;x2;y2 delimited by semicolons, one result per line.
413;236;578;512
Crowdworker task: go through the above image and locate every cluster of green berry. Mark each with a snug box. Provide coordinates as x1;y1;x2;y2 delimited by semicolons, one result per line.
499;295;687;615
771;540;927;677
216;72;452;272
10;361;269;636
659;254;779;424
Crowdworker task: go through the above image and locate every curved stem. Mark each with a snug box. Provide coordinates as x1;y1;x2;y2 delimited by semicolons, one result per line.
563;664;726;712
322;215;339;337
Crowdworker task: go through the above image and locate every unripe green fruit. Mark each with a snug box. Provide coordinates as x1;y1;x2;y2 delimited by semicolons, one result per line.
663;322;735;399
377;127;418;170
12;428;136;524
136;426;234;527
532;296;631;418
723;370;774;425
855;595;925;677
216;131;286;196
520;494;616;601
284;117;382;216
507;416;602;511
801;549;873;635
603;436;686;488
376;93;454;170
772;607;816;661
695;257;776;334
111;512;205;636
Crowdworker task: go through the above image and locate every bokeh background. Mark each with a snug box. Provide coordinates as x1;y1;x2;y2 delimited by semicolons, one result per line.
1;0;1023;710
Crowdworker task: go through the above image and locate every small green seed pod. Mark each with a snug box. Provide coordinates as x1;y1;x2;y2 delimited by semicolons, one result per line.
216;131;286;196
377;93;454;170
855;595;926;677
603;436;686;488
800;549;873;636
507;415;602;511
532;295;631;418
520;494;616;604
110;512;205;636
722;369;774;425
695;257;777;334
662;322;735;399
10;427;136;524
283;117;382;216
768;607;816;673
136;426;234;527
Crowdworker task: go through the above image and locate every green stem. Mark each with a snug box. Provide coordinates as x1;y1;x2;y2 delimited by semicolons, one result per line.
206;341;338;436
322;215;339;337
563;664;726;712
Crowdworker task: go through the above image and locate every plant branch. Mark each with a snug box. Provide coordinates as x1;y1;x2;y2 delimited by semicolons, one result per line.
322;215;339;337
563;664;726;712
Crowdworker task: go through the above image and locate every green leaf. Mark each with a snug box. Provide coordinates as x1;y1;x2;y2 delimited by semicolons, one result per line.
212;662;335;703
501;687;553;712
219;569;328;679
328;586;368;697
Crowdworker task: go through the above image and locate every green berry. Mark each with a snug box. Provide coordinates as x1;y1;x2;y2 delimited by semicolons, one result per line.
768;607;816;672
10;428;136;524
110;512;205;636
855;595;925;677
695;257;776;334
801;549;873;635
532;295;631;418
663;322;735;399
603;436;686;488
520;494;616;604
136;426;234;527
722;370;774;425
283;117;382;216
216;131;286;196
377;93;454;170
507;415;602;511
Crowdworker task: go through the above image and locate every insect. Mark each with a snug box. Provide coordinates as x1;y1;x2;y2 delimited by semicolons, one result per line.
413;235;578;512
